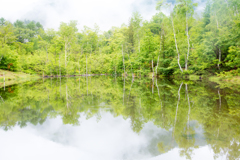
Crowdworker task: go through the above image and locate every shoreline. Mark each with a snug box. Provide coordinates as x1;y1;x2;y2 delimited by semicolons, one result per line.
0;69;40;88
1;69;240;89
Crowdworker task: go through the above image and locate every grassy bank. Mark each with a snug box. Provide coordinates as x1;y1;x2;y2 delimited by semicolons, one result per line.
0;69;40;88
208;69;240;84
209;76;240;84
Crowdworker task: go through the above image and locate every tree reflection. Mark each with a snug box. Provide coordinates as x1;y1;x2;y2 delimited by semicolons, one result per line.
0;77;240;159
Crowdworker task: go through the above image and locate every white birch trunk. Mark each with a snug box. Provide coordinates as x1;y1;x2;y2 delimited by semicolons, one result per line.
0;96;4;102
152;59;154;79
65;42;67;68
218;48;221;70
138;34;140;53
122;44;125;76
59;54;61;77
171;15;183;73
156;35;162;75
218;89;221;109
86;55;87;75
215;12;219;29
3;73;5;91
215;13;221;70
185;14;190;71
60;77;61;96
90;45;92;74
79;58;80;75
173;82;183;135
87;77;88;96
152;78;154;94
128;77;134;101
66;84;68;109
156;79;160;100
225;0;229;8
123;77;125;105
186;84;191;138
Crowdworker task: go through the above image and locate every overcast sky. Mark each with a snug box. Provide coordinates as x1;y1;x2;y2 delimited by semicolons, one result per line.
0;0;206;31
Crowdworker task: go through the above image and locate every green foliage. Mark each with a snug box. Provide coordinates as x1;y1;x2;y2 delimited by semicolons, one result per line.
0;0;240;77
217;68;240;78
226;46;240;68
0;46;18;71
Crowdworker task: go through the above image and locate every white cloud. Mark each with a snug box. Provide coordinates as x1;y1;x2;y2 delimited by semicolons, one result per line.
0;0;205;31
0;0;157;31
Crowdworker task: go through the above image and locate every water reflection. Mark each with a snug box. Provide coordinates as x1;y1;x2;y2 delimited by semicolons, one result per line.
0;77;240;160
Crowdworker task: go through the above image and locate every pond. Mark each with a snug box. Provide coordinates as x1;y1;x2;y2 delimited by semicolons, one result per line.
0;76;239;160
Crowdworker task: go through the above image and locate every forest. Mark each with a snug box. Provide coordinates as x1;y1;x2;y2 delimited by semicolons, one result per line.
0;0;240;78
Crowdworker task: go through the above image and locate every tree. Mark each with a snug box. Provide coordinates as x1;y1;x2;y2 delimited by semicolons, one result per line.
156;0;183;73
59;21;77;70
0;21;16;48
175;0;197;70
141;29;156;77
0;18;5;26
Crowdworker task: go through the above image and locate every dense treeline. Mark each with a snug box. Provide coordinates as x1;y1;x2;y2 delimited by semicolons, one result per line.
0;0;240;77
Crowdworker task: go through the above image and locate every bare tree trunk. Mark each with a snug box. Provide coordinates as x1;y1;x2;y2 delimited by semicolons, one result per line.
138;34;140;53
152;78;154;94
173;82;183;135
215;13;221;70
46;46;48;63
218;48;221;70
90;45;92;74
3;72;5;91
65;42;67;68
156;79;160;100
171;15;183;73
139;66;141;78
218;88;221;110
60;77;61;97
185;14;190;71
139;98;141;109
123;77;125;105
186;84;191;138
66;83;68;109
128;77;134;101
86;55;88;75
79;76;81;92
0;96;4;103
79;58;80;75
131;63;133;78
80;46;83;75
156;55;160;76
87;77;88;96
225;0;229;8
152;59;154;79
215;12;219;29
122;44;125;76
59;54;61;77
45;46;48;76
55;47;57;76
156;35;162;75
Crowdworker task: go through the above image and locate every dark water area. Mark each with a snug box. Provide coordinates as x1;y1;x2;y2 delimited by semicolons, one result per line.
0;76;239;160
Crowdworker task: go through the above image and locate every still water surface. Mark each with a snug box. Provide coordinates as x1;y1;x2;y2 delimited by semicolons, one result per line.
0;77;239;160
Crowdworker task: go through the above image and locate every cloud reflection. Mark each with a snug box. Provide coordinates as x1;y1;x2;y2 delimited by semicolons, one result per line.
0;111;223;160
